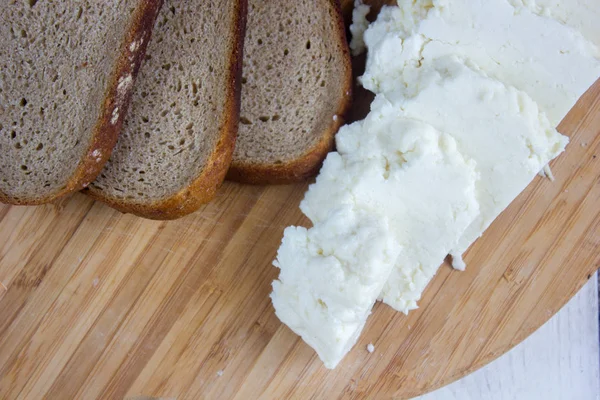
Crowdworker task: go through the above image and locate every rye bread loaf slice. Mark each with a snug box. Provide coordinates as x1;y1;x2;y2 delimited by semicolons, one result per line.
86;0;247;220
0;0;163;205
227;0;352;184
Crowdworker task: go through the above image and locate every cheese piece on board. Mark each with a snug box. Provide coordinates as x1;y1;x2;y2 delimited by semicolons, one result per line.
271;206;400;369
301;111;479;313
508;0;600;49
373;57;569;268
361;1;600;125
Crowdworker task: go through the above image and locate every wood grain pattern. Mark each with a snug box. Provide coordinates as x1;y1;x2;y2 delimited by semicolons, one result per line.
1;82;599;400
420;276;599;399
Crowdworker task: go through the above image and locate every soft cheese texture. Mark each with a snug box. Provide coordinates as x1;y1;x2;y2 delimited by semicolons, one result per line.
508;0;600;48
271;206;400;369
362;1;600;125
270;0;583;369
373;57;569;267
301;109;479;312
349;1;371;56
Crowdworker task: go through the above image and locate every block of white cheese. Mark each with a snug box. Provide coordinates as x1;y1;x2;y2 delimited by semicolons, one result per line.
361;1;600;125
508;0;600;49
301;110;479;313
373;57;569;268
271;206;401;369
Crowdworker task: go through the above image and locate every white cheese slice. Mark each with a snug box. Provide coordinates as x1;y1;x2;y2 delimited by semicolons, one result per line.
508;0;600;49
301;110;479;313
361;1;600;125
373;57;569;268
271;206;400;369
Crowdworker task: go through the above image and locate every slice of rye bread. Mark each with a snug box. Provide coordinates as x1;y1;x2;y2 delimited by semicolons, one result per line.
226;0;352;184
0;0;163;205
85;0;247;220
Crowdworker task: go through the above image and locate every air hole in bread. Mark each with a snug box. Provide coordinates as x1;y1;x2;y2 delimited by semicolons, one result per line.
240;117;252;125
259;116;269;122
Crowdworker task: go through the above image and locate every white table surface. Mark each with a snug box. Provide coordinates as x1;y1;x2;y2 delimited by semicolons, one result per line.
416;274;600;400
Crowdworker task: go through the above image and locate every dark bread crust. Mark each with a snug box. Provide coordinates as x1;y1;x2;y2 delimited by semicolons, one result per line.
85;0;248;220
226;0;353;185
0;0;164;205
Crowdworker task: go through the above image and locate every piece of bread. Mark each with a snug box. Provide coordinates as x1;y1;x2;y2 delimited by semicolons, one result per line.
226;0;352;184
0;0;163;205
85;0;247;220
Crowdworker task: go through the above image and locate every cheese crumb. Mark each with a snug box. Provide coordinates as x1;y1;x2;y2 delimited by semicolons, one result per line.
349;0;371;56
451;254;466;271
110;107;119;125
367;343;375;353
129;40;140;53
117;75;133;92
544;165;555;181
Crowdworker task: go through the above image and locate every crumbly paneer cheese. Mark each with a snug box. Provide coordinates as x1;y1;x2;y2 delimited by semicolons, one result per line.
271;206;401;369
508;0;600;49
349;1;371;56
374;57;569;268
361;1;600;125
301;109;479;313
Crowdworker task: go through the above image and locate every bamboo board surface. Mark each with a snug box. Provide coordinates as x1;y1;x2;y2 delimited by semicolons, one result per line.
1;57;600;400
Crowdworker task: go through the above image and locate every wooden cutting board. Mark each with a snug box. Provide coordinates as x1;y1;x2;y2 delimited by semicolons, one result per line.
1;84;599;400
